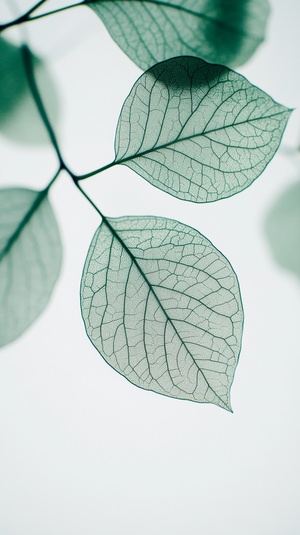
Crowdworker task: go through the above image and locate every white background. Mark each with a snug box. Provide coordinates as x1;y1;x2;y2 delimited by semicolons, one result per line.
0;1;299;533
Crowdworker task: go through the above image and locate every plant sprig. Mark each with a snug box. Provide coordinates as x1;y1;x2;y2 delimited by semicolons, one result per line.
0;0;291;410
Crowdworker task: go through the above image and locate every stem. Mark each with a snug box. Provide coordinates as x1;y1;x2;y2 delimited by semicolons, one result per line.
22;45;65;168
0;0;48;30
22;41;110;221
44;168;62;192
0;1;83;31
73;180;105;219
22;41;109;185
76;160;116;180
21;0;49;17
30;2;83;22
22;42;106;218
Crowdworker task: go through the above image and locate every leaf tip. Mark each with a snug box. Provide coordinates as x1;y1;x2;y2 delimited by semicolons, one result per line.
212;397;233;412
222;398;234;413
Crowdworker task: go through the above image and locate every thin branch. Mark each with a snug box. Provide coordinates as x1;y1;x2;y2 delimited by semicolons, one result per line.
76;161;116;181
21;42;114;191
22;45;65;168
27;2;83;23
0;1;83;31
44;168;63;192
21;0;49;18
73;180;105;219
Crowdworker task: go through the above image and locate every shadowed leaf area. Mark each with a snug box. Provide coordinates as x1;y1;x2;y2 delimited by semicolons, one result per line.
265;181;300;280
87;0;269;70
0;188;62;347
81;216;243;410
115;56;291;203
0;37;59;144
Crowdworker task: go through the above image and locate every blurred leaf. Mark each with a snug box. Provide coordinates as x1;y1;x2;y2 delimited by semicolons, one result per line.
265;181;300;279
0;38;27;122
87;0;269;70
114;56;291;203
81;215;243;410
0;37;60;145
0;188;62;347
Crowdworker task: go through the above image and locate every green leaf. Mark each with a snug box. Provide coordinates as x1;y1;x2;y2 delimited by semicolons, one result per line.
87;0;269;70
0;188;62;347
0;38;28;124
81;216;243;410
114;56;291;203
265;181;300;280
0;37;60;145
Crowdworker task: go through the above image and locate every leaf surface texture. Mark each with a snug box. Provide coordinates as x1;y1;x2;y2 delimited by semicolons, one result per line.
87;0;269;69
115;56;291;202
0;188;62;346
81;216;243;410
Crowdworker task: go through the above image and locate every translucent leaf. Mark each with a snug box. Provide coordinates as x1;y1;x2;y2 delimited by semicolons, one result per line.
265;181;300;280
0;188;62;347
81;216;243;410
0;37;60;145
115;56;291;203
87;0;269;70
0;38;27;124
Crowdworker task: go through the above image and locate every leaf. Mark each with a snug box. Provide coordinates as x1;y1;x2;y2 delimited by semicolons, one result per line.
0;188;62;347
114;56;291;203
0;38;28;124
0;37;60;145
87;0;269;70
265;181;300;280
81;215;243;410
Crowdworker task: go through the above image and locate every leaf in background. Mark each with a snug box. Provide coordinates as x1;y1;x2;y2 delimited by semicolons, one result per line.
0;37;60;145
0;38;27;122
87;0;269;70
81;216;243;410
265;181;300;280
0;188;62;347
114;56;291;203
